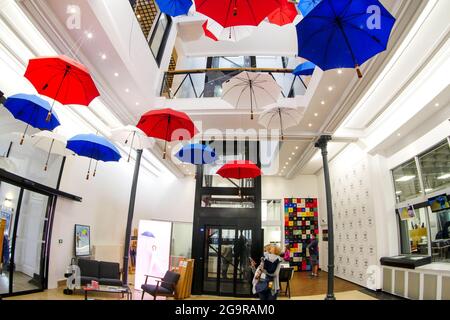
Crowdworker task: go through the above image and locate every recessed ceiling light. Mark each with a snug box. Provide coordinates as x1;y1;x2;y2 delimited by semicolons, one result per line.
337;69;343;74
321;101;325;105
285;162;288;165
135;102;140;106
435;103;440;107
288;157;292;161
114;72;119;77
328;86;333;92
397;133;401;137
86;32;93;39
295;146;299;150
137;14;141;19
125;88;130;93
308;123;313;127
314;113;318;117
291;152;295;156
101;53;107;60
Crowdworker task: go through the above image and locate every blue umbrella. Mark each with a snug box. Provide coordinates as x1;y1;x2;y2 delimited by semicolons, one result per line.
141;231;155;238
67;133;121;179
175;143;217;165
155;0;192;17
296;0;396;78
298;0;322;17
292;61;316;76
3;93;61;145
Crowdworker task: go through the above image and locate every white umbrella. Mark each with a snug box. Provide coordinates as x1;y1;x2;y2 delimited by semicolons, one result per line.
111;125;154;162
204;19;255;42
258;106;303;140
31;131;67;171
222;72;282;120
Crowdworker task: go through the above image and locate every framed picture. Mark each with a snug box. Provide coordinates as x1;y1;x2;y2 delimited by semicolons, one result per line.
74;224;91;257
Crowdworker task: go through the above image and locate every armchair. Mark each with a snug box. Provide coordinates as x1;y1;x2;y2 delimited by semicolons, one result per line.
141;270;180;300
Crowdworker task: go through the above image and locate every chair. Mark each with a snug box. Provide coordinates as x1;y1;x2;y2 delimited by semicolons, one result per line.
141;270;180;300
279;267;294;298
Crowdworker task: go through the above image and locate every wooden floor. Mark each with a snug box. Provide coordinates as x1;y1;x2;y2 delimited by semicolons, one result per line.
285;270;362;297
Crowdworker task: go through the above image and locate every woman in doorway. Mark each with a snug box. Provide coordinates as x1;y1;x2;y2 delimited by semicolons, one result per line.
250;245;282;300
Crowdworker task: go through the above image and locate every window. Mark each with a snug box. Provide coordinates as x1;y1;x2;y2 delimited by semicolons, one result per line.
398;206;429;256
262;200;283;246
149;13;172;66
429;208;450;263
419;140;450;194
392;159;422;202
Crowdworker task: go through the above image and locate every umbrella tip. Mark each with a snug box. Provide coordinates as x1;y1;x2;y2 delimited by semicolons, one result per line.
356;65;363;79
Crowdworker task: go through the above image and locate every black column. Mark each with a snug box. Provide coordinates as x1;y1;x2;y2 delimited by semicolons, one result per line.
315;135;336;300
122;149;143;285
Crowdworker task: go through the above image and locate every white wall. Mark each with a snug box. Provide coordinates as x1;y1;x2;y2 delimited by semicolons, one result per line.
262;175;318;200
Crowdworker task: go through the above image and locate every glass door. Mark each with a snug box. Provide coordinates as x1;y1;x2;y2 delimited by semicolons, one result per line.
203;226;254;296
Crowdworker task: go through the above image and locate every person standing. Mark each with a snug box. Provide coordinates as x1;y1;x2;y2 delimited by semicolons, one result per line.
250;245;282;300
307;234;319;277
221;245;233;279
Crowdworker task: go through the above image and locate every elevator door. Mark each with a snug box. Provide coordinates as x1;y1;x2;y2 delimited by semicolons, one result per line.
203;226;253;296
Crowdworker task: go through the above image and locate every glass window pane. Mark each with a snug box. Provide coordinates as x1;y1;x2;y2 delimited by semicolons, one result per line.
170;222;193;268
201;195;255;208
419;140;450;194
430;208;450;263
150;14;167;57
398;207;429;255
392;159;421;202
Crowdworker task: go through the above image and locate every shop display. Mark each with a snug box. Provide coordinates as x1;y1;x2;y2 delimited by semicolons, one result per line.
284;198;319;271
428;194;450;212
398;205;415;220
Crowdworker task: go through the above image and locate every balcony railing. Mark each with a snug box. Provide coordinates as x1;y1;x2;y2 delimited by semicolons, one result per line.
160;68;308;99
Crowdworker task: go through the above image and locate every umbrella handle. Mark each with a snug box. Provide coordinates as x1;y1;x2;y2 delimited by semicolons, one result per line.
356;65;363;79
44;164;48;171
46;111;52;122
20;124;29;145
86;171;90;180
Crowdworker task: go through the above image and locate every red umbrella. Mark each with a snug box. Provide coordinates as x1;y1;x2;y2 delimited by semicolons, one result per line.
217;160;261;179
202;21;218;41
194;0;279;28
136;108;197;159
24;55;100;121
268;0;298;26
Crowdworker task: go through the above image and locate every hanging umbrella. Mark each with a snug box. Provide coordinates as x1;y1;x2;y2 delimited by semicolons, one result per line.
292;61;315;76
268;0;298;26
136;108;197;159
194;0;279;27
3;93;61;145
298;0;321;17
175;143;217;165
258;106;303;140
202;19;255;42
111;125;155;162
296;0;396;78
155;0;192;17
24;55;100;121
67;133;121;180
222;72;282;120
217;160;261;179
31;131;67;171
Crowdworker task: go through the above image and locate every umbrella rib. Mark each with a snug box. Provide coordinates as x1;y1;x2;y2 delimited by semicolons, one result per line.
252;84;280;103
235;86;250;108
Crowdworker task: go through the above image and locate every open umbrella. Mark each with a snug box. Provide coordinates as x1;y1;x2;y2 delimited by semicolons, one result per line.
175;143;217;165
194;0;279;27
24;55;100;121
222;72;282;120
3;93;61;145
258;106;303;140
298;0;321;17
217;160;261;197
67;133;121;180
111;125;154;162
296;0;396;78
202;19;255;42
155;0;192;17
292;61;315;76
136;108;197;159
31;131;67;171
268;0;298;26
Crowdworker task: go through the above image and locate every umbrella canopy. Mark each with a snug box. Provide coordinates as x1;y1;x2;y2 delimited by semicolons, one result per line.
3;93;61;145
298;0;321;17
175;143;217;165
292;61;316;76
155;0;192;17
202;19;255;42
24;55;100;120
194;0;279;27
111;125;155;162
258;106;303;140
296;0;396;78
268;0;298;26
222;72;282;120
31;131;67;171
217;160;261;179
137;108;197;159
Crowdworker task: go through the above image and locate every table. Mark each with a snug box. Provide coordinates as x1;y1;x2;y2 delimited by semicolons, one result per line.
82;285;132;300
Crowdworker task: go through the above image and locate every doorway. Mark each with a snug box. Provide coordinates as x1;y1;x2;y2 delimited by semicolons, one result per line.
203;226;254;296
